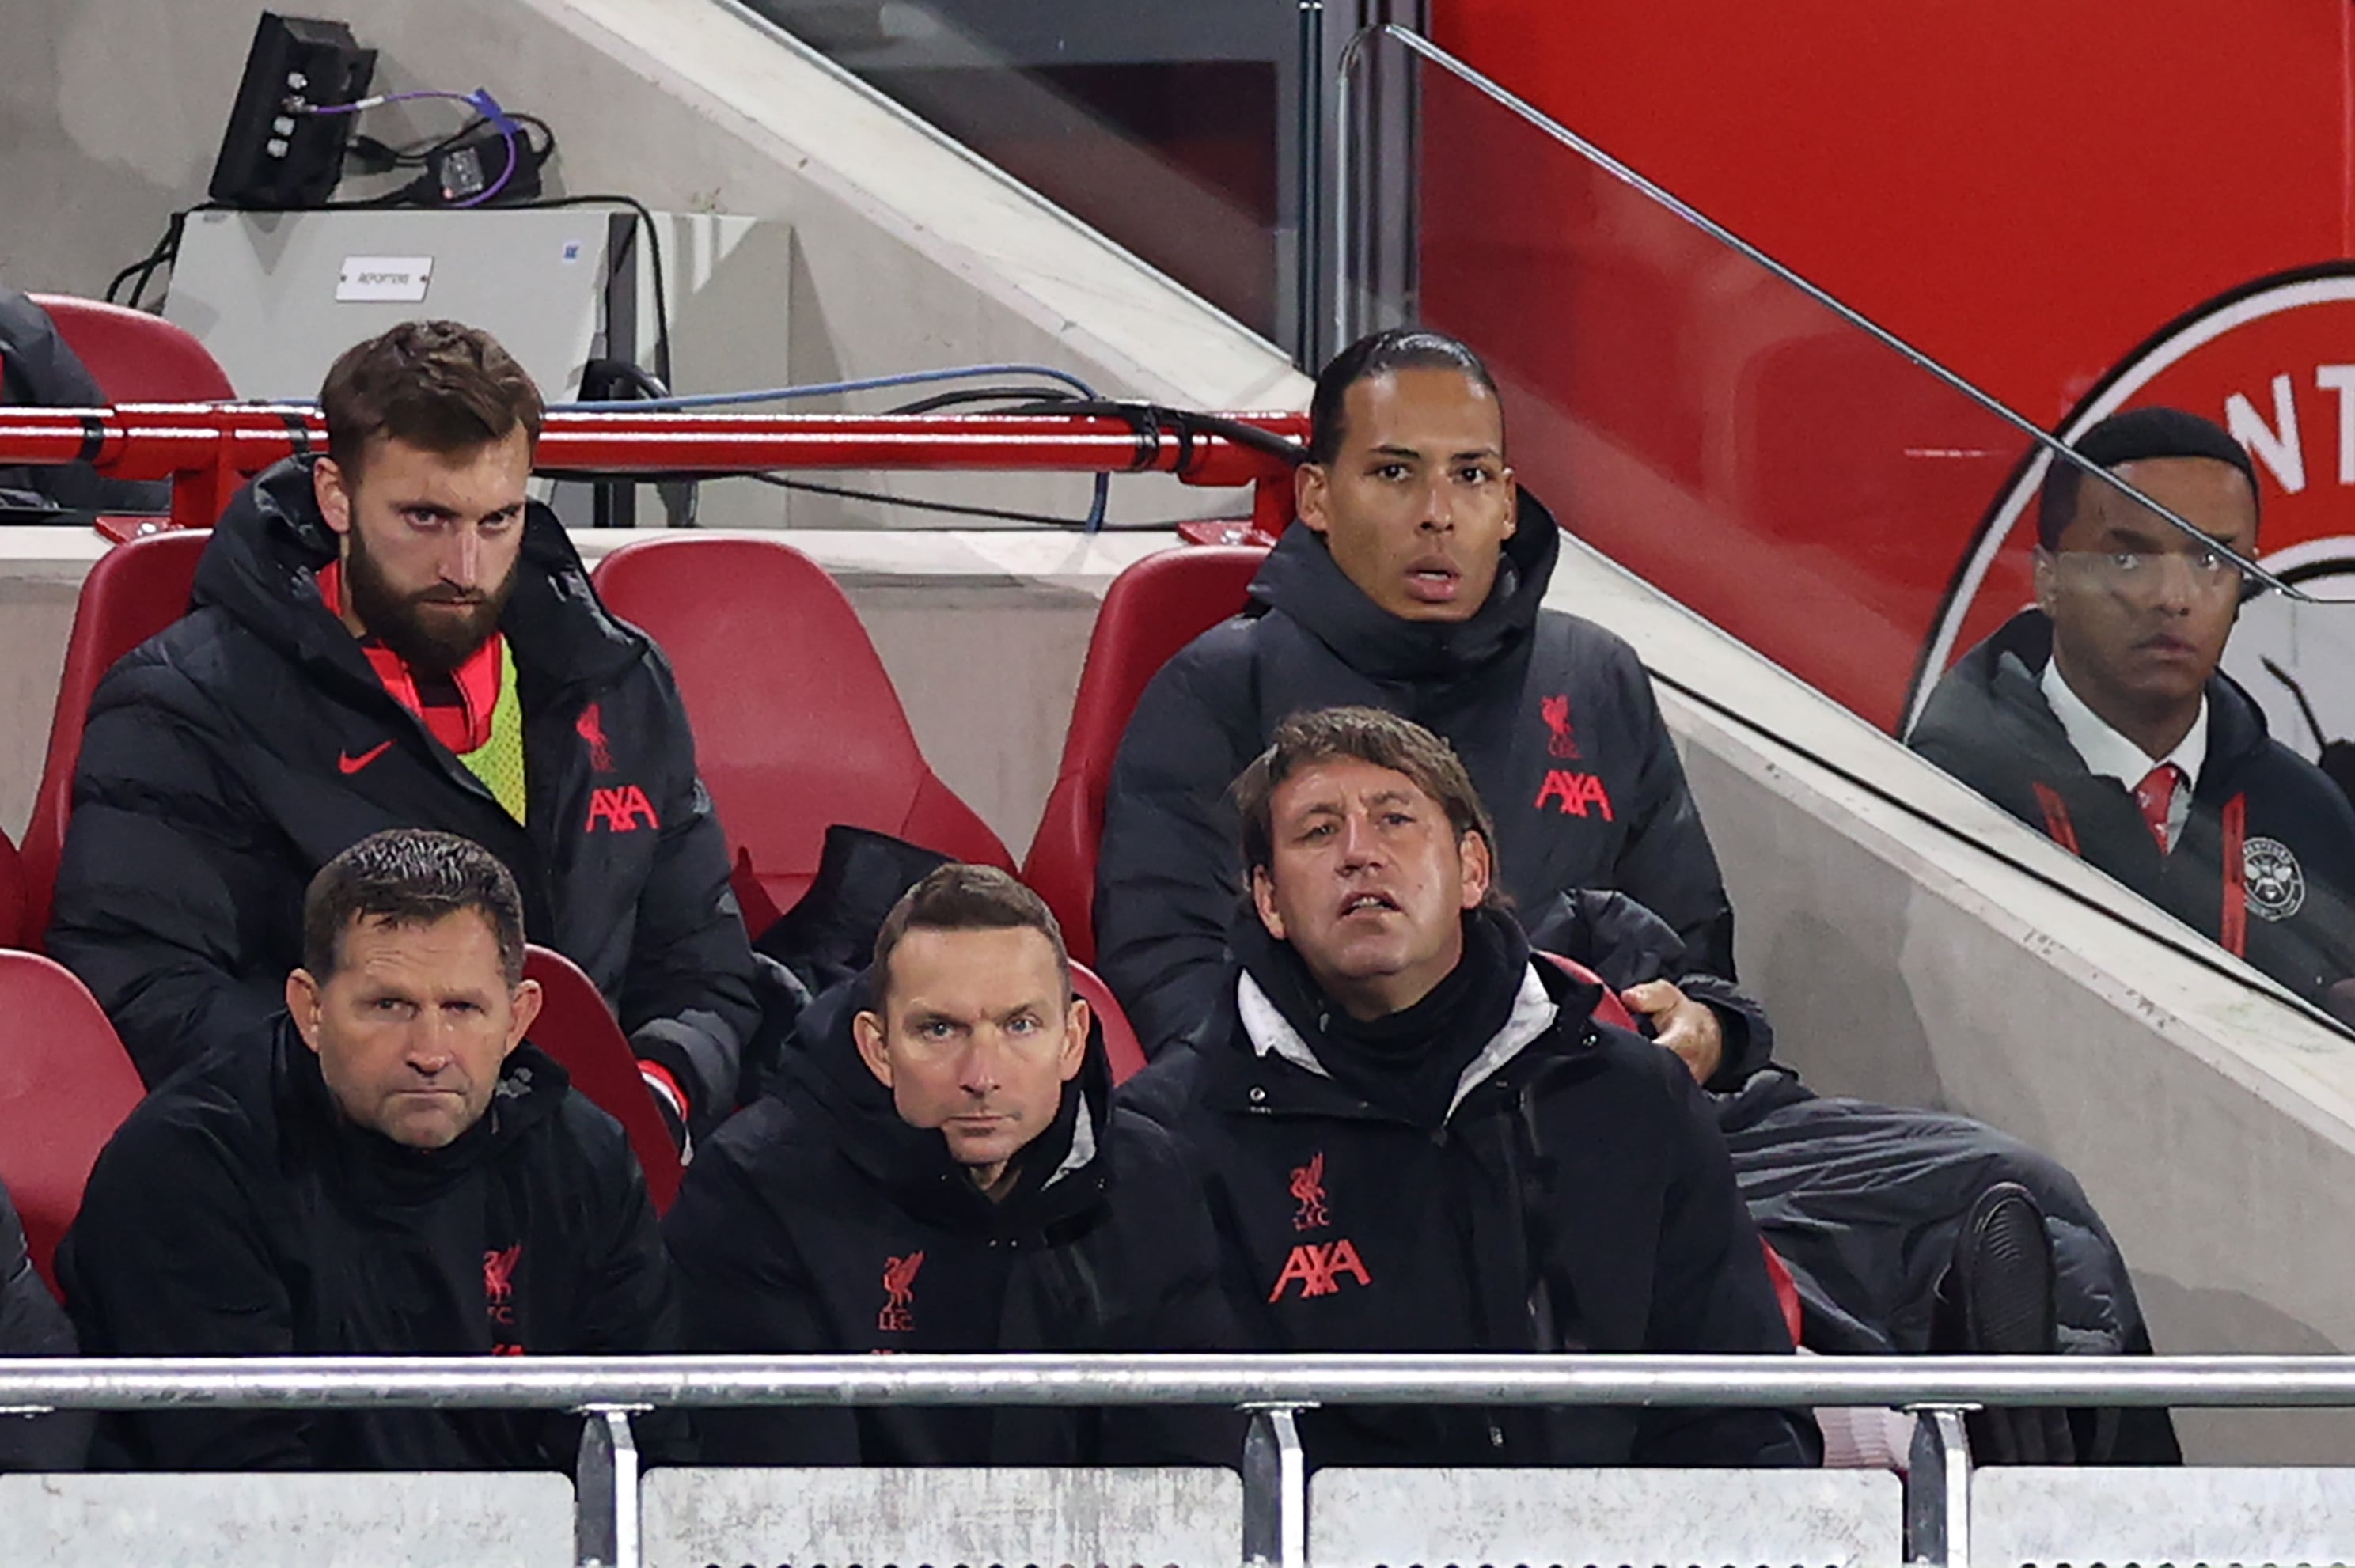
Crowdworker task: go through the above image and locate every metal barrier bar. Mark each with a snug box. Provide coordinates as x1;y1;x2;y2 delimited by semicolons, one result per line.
6;1352;2355;1409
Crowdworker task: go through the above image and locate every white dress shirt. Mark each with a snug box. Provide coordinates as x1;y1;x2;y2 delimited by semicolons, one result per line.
2040;657;2206;852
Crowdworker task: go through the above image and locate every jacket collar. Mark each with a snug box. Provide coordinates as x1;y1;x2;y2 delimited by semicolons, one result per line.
1236;960;1561;1125
1920;608;2273;791
789;970;1113;1233
1246;490;1563;683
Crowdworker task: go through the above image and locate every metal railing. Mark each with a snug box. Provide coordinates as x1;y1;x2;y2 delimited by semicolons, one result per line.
0;406;1310;532
11;1351;2355;1568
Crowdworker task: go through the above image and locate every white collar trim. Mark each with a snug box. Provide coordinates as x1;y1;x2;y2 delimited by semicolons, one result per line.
1236;963;1561;1123
2040;655;2207;793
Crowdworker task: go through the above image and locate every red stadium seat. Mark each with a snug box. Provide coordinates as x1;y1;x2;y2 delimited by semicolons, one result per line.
521;945;683;1213
28;294;235;403
0;952;145;1290
591;536;1011;934
1021;545;1265;963
21;530;207;944
1071;960;1146;1085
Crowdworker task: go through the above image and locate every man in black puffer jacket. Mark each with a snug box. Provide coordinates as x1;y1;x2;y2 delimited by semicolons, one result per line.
47;321;759;1140
60;831;685;1471
1912;407;2355;1024
668;864;1239;1467
1124;707;1817;1469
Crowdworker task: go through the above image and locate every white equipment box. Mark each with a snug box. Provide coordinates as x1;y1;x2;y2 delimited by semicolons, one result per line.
165;206;794;528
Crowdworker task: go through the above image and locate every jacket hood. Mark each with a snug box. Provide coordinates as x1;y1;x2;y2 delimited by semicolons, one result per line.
193;456;646;703
1913;608;2273;782
1246;489;1563;683
784;968;1113;1233
275;1019;571;1205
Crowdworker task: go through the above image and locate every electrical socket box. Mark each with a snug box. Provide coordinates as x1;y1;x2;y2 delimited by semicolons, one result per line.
207;13;377;209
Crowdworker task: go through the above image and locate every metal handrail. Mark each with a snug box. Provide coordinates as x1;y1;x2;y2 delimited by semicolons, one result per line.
1329;24;2315;604
7;1352;2355;1410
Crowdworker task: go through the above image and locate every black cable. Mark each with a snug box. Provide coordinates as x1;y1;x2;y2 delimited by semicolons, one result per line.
884;386;1083;415
1642;664;2355;1040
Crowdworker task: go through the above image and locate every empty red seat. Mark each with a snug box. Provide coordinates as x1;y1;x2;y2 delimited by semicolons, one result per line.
28;294;234;403
591;536;1011;936
0;952;146;1290
21;529;207;945
1021;545;1266;963
522;945;684;1213
0;829;25;952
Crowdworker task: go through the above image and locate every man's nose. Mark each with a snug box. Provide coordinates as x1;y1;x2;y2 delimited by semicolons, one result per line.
957;1036;1004;1096
404;1025;455;1078
440;526;484;589
1337;810;1386;866
1417;475;1456;532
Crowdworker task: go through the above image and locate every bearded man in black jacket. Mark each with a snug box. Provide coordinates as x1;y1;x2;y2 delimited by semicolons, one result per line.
47;320;759;1142
1125;706;1818;1469
667;864;1238;1468
61;831;683;1471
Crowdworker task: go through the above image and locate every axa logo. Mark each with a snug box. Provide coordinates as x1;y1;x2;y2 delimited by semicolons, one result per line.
1289;1151;1330;1232
483;1242;522;1330
878;1250;924;1332
1534;770;1614;820
1269;1239;1373;1302
585;784;660;833
1539;694;1582;759
576;703;616;773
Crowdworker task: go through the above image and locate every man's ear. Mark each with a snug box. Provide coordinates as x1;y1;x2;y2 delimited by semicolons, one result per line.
852;1009;894;1088
286;969;324;1057
314;457;355;539
1060;995;1090;1082
1250;865;1288;941
1458;831;1494;911
1499;465;1519;538
2032;546;2060;616
503;979;542;1059
1295;461;1332;537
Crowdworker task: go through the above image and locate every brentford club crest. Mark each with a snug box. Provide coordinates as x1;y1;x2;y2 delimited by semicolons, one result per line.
2243;836;2308;922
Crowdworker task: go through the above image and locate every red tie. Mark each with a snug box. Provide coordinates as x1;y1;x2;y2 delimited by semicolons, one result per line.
2133;764;2182;854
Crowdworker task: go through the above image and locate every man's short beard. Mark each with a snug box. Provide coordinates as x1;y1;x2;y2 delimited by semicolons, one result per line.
344;526;517;676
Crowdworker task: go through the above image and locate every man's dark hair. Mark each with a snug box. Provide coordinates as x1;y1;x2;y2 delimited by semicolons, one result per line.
301;829;529;987
319;320;545;480
1233;706;1504;906
2037;406;2261;550
871;863;1071;1006
1307;328;1501;464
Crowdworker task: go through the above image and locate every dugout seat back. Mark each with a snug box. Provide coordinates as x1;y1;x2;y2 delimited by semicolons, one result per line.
0;951;146;1290
1021;544;1265;964
591;536;1011;935
28;294;235;403
1071;960;1146;1084
21;528;207;945
522;945;683;1213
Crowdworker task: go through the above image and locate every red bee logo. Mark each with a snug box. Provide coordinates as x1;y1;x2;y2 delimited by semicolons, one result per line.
878;1251;924;1332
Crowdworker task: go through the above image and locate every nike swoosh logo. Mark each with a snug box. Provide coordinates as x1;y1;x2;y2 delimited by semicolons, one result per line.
338;740;395;775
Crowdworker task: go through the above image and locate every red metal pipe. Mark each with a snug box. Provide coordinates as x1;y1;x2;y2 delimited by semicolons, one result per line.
0;407;1308;489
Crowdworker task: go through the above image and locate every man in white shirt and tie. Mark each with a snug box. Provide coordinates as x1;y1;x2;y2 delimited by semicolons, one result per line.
1913;407;2355;1022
